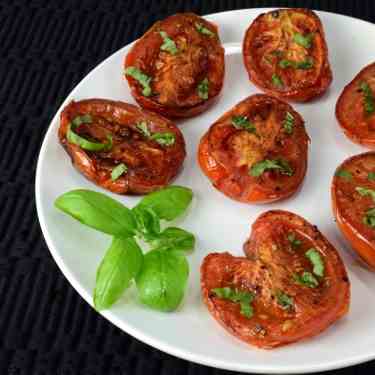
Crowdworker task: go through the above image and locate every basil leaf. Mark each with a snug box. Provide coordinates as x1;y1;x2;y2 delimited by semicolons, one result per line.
111;163;128;181
132;205;161;241
197;78;209;100
271;74;283;88
135;186;193;221
231;116;256;133
250;158;293;177
368;172;375;181
195;22;215;37
136;121;152;137
335;169;352;181
136;249;189;311
150;227;195;253
293;271;319;288
55;189;136;237
359;81;375;115
159;31;179;55
305;248;324;277
356;186;375;202
72;114;93;126
94;237;143;311
212;287;254;318
283;111;294;134
276;290;294;310
150;132;175;146
363;207;375;228
279;58;313;70
287;233;301;249
293;32;314;48
125;66;152;96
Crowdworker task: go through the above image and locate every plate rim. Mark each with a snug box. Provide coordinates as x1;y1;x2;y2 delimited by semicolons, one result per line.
35;8;375;374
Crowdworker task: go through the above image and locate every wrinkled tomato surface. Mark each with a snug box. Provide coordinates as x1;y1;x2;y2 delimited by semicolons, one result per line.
336;62;375;149
243;8;332;102
332;152;375;268
201;210;350;349
59;99;186;194
198;94;309;203
124;13;225;118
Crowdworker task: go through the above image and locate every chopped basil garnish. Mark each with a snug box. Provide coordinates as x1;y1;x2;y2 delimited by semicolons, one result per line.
368;172;375;181
231;115;256;133
159;31;179;55
197;78;209;100
293;32;314;49
359;81;375;115
335;169;352;181
195;22;215;37
136;121;152;137
125;66;152;97
287;233;301;249
356;186;375;202
276;291;294;310
67;115;113;152
305;248;324;277
111;163;128;181
293;271;319;288
212;287;254;318
279;58;314;70
150;132;175;146
363;207;375;228
272;73;283;88
250;158;293;177
283;111;294;134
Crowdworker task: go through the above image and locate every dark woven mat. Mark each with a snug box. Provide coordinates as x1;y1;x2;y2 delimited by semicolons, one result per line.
1;0;375;374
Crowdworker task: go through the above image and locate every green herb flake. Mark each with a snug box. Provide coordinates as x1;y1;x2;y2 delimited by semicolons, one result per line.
368;172;375;181
279;58;314;70
293;32;314;49
272;73;283;88
195;22;215;37
136;121;152;137
212;287;255;318
250;158;293;177
111;163;128;181
359;81;375;115
276;291;294;310
283;111;294;134
363;207;375;228
124;66;152;96
231;115;256;133
150;132;176;146
305;248;325;277
356;186;375;202
159;31;179;55
197;78;209;100
287;233;301;249
293;271;319;288
335;169;352;181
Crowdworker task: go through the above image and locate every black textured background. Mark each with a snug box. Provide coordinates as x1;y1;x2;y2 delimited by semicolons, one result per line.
1;0;375;374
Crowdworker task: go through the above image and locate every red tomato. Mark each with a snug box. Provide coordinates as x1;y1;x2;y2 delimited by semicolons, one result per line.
124;13;225;118
243;8;332;102
201;210;350;349
336;62;375;149
59;99;185;194
332;152;375;268
198;94;309;203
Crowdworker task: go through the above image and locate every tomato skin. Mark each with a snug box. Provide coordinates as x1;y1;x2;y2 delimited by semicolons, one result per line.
243;8;332;102
331;152;375;269
59;99;186;195
124;13;225;119
198;94;309;203
201;210;350;349
336;62;375;149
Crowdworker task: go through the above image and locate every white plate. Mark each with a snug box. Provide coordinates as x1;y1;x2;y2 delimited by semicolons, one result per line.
35;8;375;374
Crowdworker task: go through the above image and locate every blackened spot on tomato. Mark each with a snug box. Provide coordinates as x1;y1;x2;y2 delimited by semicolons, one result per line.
342;276;349;283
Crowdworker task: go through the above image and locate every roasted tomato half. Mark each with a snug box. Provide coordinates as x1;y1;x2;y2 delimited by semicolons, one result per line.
336;62;375;149
332;152;375;268
243;8;332;102
124;13;225;118
58;99;186;194
201;210;350;349
198;94;309;203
